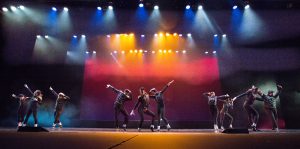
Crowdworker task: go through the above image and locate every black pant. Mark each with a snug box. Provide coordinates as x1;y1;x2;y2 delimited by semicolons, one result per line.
209;105;219;125
54;109;63;124
18;107;27;123
220;109;233;127
24;108;38;124
114;103;129;128
138;107;155;128
243;104;259;126
157;106;169;126
265;107;278;129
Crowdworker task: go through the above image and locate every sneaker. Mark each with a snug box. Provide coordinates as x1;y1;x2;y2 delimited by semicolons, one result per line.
214;124;218;130
52;123;56;128
221;126;225;130
58;122;63;128
22;123;27;127
157;126;160;132
229;124;233;129
34;124;38;127
138;128;141;132
18;122;22;127
122;124;127;131
166;124;171;131
150;125;154;132
275;128;279;132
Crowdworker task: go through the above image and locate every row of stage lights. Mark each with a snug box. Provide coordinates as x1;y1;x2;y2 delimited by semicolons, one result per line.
84;50;217;55
2;4;251;12
36;33;227;39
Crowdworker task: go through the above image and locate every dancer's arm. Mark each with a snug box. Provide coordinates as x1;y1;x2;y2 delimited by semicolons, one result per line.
274;85;283;98
49;86;59;97
24;84;34;95
106;84;121;94
161;80;174;94
232;90;249;102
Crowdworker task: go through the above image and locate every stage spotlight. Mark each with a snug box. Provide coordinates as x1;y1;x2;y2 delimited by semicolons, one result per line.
19;5;25;10
163;50;167;53
2;7;8;12
129;33;134;36
73;35;77;38
97;7;102;10
116;34;120;37
52;7;57;11
144;50;148;53
159;33;163;37
152;51;155;54
154;33;158;37
36;35;41;38
81;35;86;38
141;34;145;37
205;51;209;54
179;34;183;37
168;50;172;53
214;34;218;37
130;50;133;53
182;50;186;54
159;49;162;53
139;3;144;8
186;5;191;10
154;5;159;10
245;4;250;9
114;51;118;54
107;35;111;38
93;51;96;54
10;6;17;11
173;33;177;36
213;51;217;54
86;51;89;54
187;33;192;37
134;50;138;53
45;35;49;38
63;7;68;11
175;50;179;53
108;6;113;10
166;33;170;36
198;5;203;10
139;49;143;53
222;34;227;37
121;51;125;54
233;5;238;9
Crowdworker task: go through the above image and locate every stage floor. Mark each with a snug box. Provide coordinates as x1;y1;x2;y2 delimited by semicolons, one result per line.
1;128;300;149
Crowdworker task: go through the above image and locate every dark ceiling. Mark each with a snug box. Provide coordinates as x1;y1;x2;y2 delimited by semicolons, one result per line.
3;0;300;10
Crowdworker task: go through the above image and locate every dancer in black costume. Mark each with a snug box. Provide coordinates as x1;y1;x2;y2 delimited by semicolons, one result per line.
11;93;30;127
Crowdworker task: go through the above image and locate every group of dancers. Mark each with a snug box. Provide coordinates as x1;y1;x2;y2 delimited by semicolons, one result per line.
12;84;70;128
106;80;174;131
11;81;283;132
204;84;283;132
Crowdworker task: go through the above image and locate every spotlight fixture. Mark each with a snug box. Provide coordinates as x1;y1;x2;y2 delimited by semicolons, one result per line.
139;3;144;8
233;5;238;9
52;7;57;11
93;51;96;54
154;5;159;10
114;51;118;54
10;6;17;11
139;50;143;53
108;6;113;10
73;35;77;38
152;51;155;54
245;4;250;9
222;34;227;37
107;35;111;38
36;35;41;38
19;5;25;10
205;51;209;54
141;34;145;37
214;34;218;37
186;5;191;10
63;7;68;11
86;51;89;54
182;50;186;54
45;35;49;38
81;35;86;38
198;5;203;10
213;51;217;54
187;33;192;37
121;51;125;54
173;33;177;36
179;34;183;37
97;7;102;10
154;33;158;37
2;7;8;12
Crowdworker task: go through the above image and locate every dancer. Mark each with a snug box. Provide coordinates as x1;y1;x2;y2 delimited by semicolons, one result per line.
219;97;234;130
203;92;229;132
149;80;174;131
106;84;132;131
130;87;155;132
49;86;70;128
233;86;263;131
257;85;283;131
23;84;43;127
11;94;30;127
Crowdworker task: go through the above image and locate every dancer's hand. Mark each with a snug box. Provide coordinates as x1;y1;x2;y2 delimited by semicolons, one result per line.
130;110;135;116
12;94;17;98
232;97;237;102
168;80;174;86
225;94;229;97
277;85;283;90
106;84;111;88
24;84;28;88
49;86;53;90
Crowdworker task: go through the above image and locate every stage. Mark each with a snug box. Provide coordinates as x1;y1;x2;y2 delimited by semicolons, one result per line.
1;128;300;149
